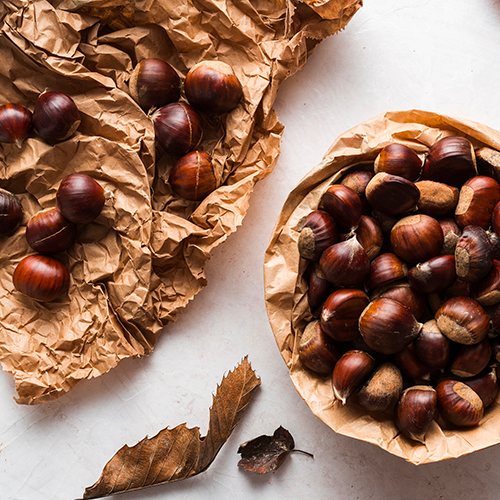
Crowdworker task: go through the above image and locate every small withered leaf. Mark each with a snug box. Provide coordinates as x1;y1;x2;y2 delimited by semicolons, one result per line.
237;426;298;474
80;356;260;499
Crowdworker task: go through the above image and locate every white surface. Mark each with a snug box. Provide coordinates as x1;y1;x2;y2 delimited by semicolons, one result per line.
3;1;500;498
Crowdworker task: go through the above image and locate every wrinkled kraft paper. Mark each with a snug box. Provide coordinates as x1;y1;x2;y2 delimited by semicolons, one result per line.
0;0;362;404
264;110;500;464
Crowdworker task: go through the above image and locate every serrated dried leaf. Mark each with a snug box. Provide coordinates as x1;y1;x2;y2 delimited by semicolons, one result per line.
237;426;296;474
80;356;260;499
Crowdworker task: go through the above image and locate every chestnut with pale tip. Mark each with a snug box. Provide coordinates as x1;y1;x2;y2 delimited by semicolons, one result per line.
415;180;459;218
439;218;461;255
464;368;499;408
455;225;493;283
450;338;492;378
364;252;407;290
33;91;80;142
413;319;451;370
0;188;23;237
354;214;383;260
331;350;375;405
436;379;484;427
57;173;105;224
0;103;33;146
407;254;457;295
168;150;217;202
184;61;243;115
470;259;500;306
129;58;181;109
374;143;423;181
13;254;70;302
320;184;362;233
298;210;338;261
340;169;374;212
395;386;437;443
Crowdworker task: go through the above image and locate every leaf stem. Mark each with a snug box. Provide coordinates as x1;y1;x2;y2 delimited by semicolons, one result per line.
291;449;314;459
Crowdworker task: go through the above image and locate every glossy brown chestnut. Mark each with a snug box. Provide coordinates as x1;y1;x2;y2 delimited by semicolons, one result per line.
476;146;500;182
357;362;403;412
358;298;422;355
129;58;181;109
435;296;490;345
298;210;338;261
0;103;33;146
57;173;105;224
455;225;493;283
436;379;484;427
355;214;383;260
365;252;407;290
151;102;202;157
407;255;457;295
168;150;217;201
365;172;420;216
184;61;243;115
332;350;376;404
25;207;77;254
395;385;437;443
487;229;500;260
0;188;23;237
422;136;477;188
307;262;333;317
390;214;444;264
33;91;80;142
395;343;434;381
320;289;369;342
464;368;499;408
470;260;500;306
413;319;451;370
340;169;374;211
415;180;459;218
450;338;492;378
371;281;427;320
297;320;340;375
439;218;461;255
321;184;362;232
455;175;500;228
13;254;70;302
374;143;423;181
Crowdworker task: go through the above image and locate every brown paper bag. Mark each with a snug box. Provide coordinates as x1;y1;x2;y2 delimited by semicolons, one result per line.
264;109;500;464
0;0;362;404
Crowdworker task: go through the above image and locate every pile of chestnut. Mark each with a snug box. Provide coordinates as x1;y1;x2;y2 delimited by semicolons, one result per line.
0;90;105;302
128;58;243;201
297;136;500;443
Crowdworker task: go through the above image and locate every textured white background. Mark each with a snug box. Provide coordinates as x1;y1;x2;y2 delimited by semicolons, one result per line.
3;1;500;498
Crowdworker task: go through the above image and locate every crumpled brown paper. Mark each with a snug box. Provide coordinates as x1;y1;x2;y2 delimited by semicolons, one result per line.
0;0;362;404
264;109;500;464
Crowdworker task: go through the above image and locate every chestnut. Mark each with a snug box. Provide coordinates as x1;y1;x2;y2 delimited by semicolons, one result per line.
407;255;457;295
413;319;451;370
436;379;483;427
464;368;499;408
168;150;217;202
450;338;492;378
390;214;444;264
307;262;333;317
371;280;427;320
439;218;461;255
365;252;407;290
470;260;500;306
422;136;477;188
435;296;490;345
340;169;374;212
476;146;500;182
395;344;434;382
374;143;422;181
358;298;422;355
455;175;500;228
395;386;437;443
492;200;500;237
25;207;77;254
320;184;362;232
184;61;243;115
487;229;500;260
365;172;420;216
455;225;493;283
298;210;338;261
129;58;181;109
355;214;383;260
0;188;23;237
357;362;403;413
319;236;370;288
415;180;459;218
13;254;70;302
332;350;375;404
57;173;105;224
33;91;80;142
0;103;33;146
320;289;369;342
297;320;340;375
151;102;203;157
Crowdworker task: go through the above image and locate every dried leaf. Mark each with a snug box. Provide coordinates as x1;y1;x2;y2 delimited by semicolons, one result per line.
237;426;311;474
80;356;260;499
